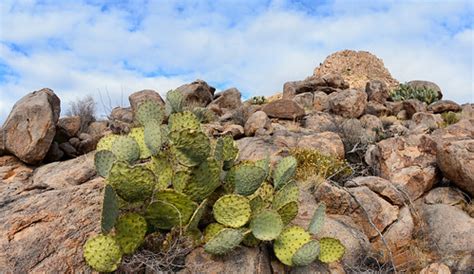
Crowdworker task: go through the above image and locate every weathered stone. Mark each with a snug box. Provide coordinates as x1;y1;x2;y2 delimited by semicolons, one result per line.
407;80;443;100
403;99;426;119
128;89;165;115
175;79;215;107
182;247;271;274
427;100;461;114
420;263;451;274
293;131;345;158
57;116;81;137
86;121;108;141
44;142;64;162
2;88;61;164
424;187;466;206
385;101;404;116
312;91;329;111
110;106;134;123
222;124;245;139
244;111;271;136
366;80;389;103
262;99;305;119
292;92;313;110
209;88;242;110
328;89;367;118
303;112;337;133
409;112;443;134
346;176;405;206
59;142;77;158
365;101;390;117
282;74;348;99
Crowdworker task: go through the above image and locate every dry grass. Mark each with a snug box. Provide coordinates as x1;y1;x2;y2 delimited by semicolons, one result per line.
67;95;97;131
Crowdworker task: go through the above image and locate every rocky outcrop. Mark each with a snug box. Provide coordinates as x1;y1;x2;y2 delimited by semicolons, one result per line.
328;89;367;118
175;79;215;107
283;73;349;99
208;88;242;111
2;88;60;164
262;99;305;119
427;100;461;113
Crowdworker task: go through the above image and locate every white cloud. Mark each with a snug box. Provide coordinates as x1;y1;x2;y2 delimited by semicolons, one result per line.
0;0;472;123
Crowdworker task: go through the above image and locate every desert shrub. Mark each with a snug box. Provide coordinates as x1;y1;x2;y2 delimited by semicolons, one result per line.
250;96;267;105
84;94;345;273
290;148;351;183
441;111;460;127
67;95;96;131
389;83;438;105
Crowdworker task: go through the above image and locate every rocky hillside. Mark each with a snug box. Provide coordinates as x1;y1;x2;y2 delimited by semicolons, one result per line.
0;50;473;273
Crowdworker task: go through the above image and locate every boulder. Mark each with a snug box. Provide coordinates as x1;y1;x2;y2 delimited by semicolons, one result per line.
420;263;451;274
244;111;271;136
175;79;215;107
128;89;165;114
424;187;466;206
282;74;349;99
0;153;102;272
2;88;61;164
110;107;134;123
262;99;305;119
221;124;245;139
292;92;313;110
409;112;442;134
346;176;405;206
366;134;439;200
407;80;443;100
208;88;242;110
403;99;426;119
328;89;367;118
303;112;337;133
313;91;329;111
57;116;81;138
427;100;461;114
182;247;271;274
364;101;390;117
366;80;389;103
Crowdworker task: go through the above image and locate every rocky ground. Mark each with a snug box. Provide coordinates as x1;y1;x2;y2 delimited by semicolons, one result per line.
0;50;473;273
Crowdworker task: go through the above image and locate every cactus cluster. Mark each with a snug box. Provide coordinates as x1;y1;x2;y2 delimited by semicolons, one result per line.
390;83;439;105
250;96;267;105
84;92;345;272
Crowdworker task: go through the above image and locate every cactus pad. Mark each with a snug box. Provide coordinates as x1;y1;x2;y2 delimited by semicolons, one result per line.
145;190;198;229
273;156;297;190
101;185;119;234
214;135;239;168
242;232;261;247
292;240;320;266
168;111;201;132
144;121;163;155
172;170;190;192
170;129;210;167
83;234;122;272
204;228;244;255
183;158;221;202
250;210;283;241
273;181;299;210
255;182;274;204
249;195;267;215
233;163;266;196
273;226;311;266
111;135;140;164
115;213;147;254
95;150;116;178
318;237;345;263
108;161;156;202
203;223;225;243
96;134;119;152
186;199;208;232
255;155;270;178
277;201;299;225
135;100;164;126
128;127;152;159
309;203;326;235
213;194;251;228
165;89;184;115
147;154;173;190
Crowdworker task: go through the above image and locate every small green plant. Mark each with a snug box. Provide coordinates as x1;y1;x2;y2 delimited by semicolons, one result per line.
441;111;460;127
290;148;352;183
250;96;267;105
84;95;345;272
389;83;439;105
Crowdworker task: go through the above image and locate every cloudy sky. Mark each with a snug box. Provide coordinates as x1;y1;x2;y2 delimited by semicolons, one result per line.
0;0;473;122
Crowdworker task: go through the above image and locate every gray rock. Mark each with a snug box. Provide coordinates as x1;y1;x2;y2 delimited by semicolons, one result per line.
175;79;215;107
262;99;305;120
209;88;242;111
328;89;367;118
244;111;271;136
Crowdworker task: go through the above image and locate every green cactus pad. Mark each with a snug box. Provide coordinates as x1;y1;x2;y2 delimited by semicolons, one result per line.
96;134;119;152
233;163;266;196
186;199;208;232
172;170;190;192
255;182;274;204
255;155;270;178
214;135;239;169
101;185;119;234
309;203;326;235
249;195;267;215
168;111;201;132
183;158;221;202
147;154;173;190
292;240;320;266
108;161;156;202
165;89;184;115
204;228;244;255
170;129;210;167
135;100;165;126
144;121;163;155
272;156;297;190
145;190;198;229
128;127;152;159
95;150;116;178
115;213;147;254
318;237;345;263
277;201;299;225
83;234;122;272
111;135;140;164
213;194;251;228
203;223;225;243
273;226;311;266
242;232;261;247
223;166;236;193
250;210;283;241
273;181;299;210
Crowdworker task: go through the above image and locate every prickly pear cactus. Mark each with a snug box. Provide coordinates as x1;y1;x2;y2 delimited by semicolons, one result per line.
183;158;221;202
250;209;283;241
95;150;116;178
144;121;163;155
145;190;197;229
273;226;311;266
170;129;210;167
168;111;201;132
115;213;147;254
318;237;345;263
135;100;165;126
165;89;184;115
204;228;244;255
83;235;122;272
292;240;320;266
213;194;251;228
233;163;266;196
96;134;119;152
111;135;140;164
309;203;326;235
101;185;119;234
273;156;297;190
108;161;156;202
203;223;225;243
128;127;152;159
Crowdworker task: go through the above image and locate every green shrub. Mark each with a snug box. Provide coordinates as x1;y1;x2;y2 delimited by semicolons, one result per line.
441;111;460;127
250;96;267;105
389;83;439;105
84;95;345;272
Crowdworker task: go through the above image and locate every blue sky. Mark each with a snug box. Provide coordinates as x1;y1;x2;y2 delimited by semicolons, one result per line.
0;0;473;122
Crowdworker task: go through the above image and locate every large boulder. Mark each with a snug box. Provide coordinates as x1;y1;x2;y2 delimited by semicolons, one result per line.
175;79;216;107
328;89;367;118
407;80;443;100
262;99;305;119
0;153;101;272
57;116;81;138
2;88;60;164
427;100;461;113
208;88;242;111
365;80;389;103
283;74;349;99
303;112;337;133
244;111;271;136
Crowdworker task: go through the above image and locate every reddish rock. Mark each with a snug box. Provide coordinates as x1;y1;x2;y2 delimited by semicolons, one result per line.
262;99;305;119
427;100;461;113
328;89;367;118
